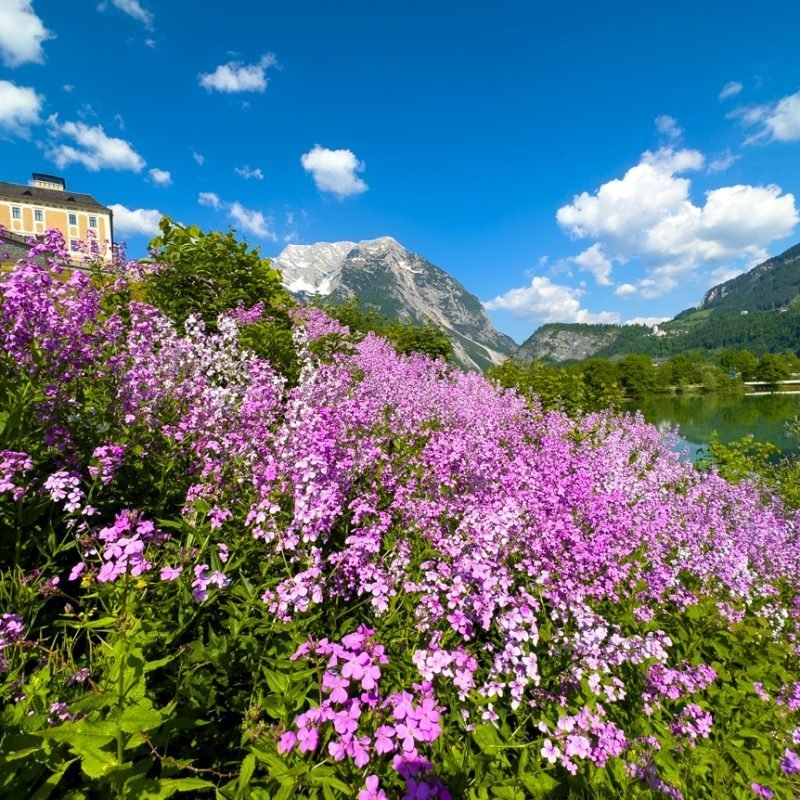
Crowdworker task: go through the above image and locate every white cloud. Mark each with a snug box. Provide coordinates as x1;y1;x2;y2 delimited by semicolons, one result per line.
615;283;637;297
572;243;613;285
47;119;146;172
301;145;368;198
484;276;620;325
733;91;800;143
109;204;161;237
98;0;154;30
655;114;683;140
114;113;125;130
198;191;221;209
556;147;797;297
191;149;205;166
0;80;42;137
199;54;277;94
0;0;53;68
625;316;670;327
706;149;740;173
63;84;74;93
148;167;171;187
228;202;275;240
641;146;704;173
719;81;743;101
235;165;264;180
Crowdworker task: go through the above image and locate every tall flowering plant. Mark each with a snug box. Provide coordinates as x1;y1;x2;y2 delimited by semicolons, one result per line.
0;229;798;798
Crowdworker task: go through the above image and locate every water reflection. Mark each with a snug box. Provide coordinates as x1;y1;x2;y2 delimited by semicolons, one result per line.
623;393;800;460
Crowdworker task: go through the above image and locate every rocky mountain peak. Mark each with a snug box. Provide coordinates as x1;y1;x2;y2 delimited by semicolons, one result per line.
272;237;516;372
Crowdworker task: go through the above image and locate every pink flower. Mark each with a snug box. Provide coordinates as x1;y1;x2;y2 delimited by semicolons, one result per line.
160;566;183;581
277;731;296;754
358;775;387;800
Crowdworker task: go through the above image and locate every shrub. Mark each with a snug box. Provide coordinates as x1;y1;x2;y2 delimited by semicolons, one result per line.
0;231;799;799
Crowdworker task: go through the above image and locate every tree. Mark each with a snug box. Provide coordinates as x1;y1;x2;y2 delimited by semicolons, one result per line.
617;354;657;397
143;217;293;330
756;353;791;384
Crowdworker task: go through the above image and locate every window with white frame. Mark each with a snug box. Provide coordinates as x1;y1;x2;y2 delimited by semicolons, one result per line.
12;207;21;219
89;216;97;228
69;213;77;226
35;209;43;222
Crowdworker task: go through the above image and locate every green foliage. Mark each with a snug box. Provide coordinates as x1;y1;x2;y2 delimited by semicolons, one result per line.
143;217;294;331
756;354;791;384
699;424;800;509
487;358;623;414
319;298;453;361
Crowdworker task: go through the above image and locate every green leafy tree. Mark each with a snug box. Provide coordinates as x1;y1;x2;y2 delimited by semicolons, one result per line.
321;299;453;361
143;217;294;330
756;353;791;384
617;354;657;397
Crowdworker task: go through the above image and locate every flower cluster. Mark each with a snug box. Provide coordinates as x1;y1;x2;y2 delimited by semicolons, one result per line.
0;451;33;501
670;703;714;747
539;705;628;774
0;613;24;673
282;627;450;798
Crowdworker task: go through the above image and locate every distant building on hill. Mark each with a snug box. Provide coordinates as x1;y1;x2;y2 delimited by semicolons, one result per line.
0;173;113;262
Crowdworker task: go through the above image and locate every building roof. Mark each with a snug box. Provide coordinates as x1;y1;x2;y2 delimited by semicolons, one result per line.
0;181;109;212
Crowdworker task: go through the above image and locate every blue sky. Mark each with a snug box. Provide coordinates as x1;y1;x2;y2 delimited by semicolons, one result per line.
1;0;800;342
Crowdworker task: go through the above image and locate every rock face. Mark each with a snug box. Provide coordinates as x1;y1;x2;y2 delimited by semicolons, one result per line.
274;236;516;372
514;325;621;363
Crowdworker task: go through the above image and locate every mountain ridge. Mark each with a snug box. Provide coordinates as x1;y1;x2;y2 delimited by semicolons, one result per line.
274;236;516;372
515;242;800;363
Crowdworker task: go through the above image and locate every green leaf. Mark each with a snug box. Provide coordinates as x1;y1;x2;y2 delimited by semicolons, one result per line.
238;753;256;791
472;724;502;754
117;704;164;733
79;747;118;779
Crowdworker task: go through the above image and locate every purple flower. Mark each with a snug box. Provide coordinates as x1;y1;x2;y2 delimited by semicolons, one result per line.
160;566;183;581
358;775;387;800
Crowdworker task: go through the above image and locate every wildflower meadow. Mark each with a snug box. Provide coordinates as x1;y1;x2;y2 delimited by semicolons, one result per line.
0;225;799;799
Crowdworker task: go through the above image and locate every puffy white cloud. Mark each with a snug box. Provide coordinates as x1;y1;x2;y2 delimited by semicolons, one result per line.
148;168;171;187
235;165;264;180
641;146;704;173
98;0;153;29
199;54;277;94
198;192;221;209
556;147;797;297
0;0;53;68
572;243;613;285
733;91;800;143
109;204;161;237
0;80;42;136
719;81;743;101
655;114;682;140
615;283;637;297
484;276;620;325
47;119;146;172
625;316;670;327
228;201;276;240
301;145;368;198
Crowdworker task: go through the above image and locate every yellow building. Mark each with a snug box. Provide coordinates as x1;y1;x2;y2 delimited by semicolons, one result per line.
0;173;113;261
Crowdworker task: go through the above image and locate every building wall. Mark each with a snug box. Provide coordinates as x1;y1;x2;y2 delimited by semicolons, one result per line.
0;197;112;261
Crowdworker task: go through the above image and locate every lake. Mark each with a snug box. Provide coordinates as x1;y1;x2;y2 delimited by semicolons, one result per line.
624;393;800;461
